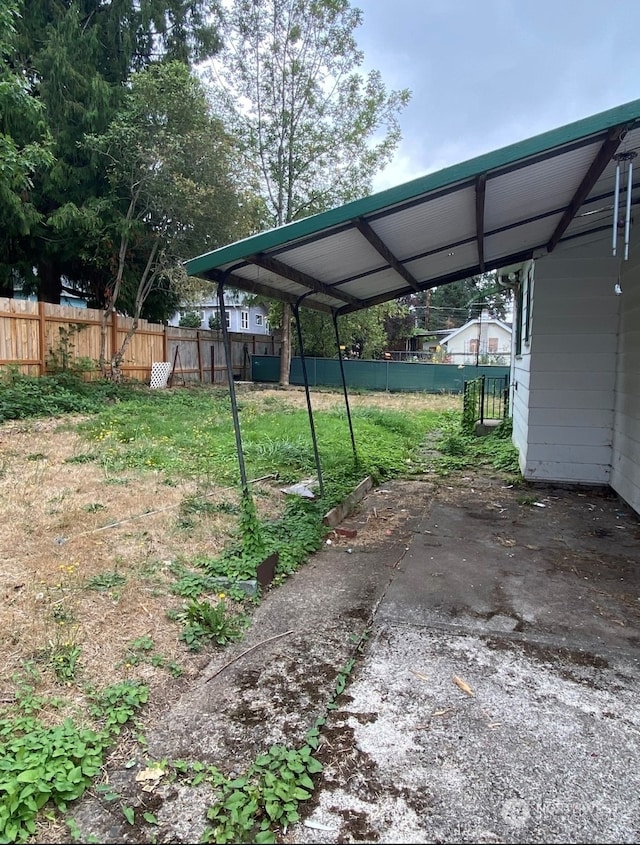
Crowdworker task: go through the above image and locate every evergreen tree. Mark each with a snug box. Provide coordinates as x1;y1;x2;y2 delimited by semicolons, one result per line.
0;0;53;297
8;0;223;303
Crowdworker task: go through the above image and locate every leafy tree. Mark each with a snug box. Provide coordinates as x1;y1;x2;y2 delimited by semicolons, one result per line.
383;301;416;351
294;301;408;359
8;0;223;303
207;0;411;384
0;0;53;297
409;273;512;333
84;61;260;379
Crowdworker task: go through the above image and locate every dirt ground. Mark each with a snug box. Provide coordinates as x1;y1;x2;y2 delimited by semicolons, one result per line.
0;387;460;730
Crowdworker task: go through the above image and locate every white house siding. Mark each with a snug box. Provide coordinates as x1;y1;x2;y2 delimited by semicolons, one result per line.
442;318;511;364
170;298;271;334
517;239;621;486
510;262;533;477
610;242;640;513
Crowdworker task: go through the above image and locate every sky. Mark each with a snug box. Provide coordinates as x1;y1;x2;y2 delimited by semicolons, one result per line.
355;0;640;192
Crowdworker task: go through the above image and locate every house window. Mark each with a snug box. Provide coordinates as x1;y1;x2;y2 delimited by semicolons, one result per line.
468;338;479;354
208;309;229;329
515;264;532;355
488;337;498;354
255;314;263;327
241;311;249;330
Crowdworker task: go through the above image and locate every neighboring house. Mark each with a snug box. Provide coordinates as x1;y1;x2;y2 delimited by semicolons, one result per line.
186;98;640;518
439;311;512;365
14;285;88;309
169;289;271;334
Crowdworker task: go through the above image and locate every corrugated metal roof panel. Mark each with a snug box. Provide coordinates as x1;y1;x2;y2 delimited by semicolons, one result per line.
405;241;479;283
484;215;564;261
186;99;640;313
277;230;383;281
485;143;601;230
341;267;406;300
369;186;477;258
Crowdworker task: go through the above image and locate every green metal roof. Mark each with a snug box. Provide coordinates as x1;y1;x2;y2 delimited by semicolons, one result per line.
186;98;640;314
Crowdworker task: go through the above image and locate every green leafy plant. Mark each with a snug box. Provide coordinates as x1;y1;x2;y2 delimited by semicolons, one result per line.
83;502;106;513
86;571;126;592
179;494;219;516
203;743;323;844
120;636;183;677
171;599;247;651
238;490;266;563
64;453;98;464
41;640;82;683
46;325;96;375
200;625;370;843
0;679;148;843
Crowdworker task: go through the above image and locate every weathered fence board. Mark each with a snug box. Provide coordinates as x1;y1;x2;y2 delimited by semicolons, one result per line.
0;298;281;384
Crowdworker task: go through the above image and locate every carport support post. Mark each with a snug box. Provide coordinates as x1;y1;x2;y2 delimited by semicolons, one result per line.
292;300;324;497
217;281;248;492
333;312;358;464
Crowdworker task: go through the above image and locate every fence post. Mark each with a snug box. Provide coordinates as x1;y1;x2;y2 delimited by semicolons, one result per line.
480;374;486;424
163;324;168;363
38;301;47;375
110;312;118;364
196;330;203;382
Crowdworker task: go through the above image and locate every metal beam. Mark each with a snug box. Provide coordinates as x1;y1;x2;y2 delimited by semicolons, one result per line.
292;297;324;497
203;267;335;314
547;123;630;252
217;279;248;492
332;313;358;464
354;217;420;291
335;245;539;316
247;253;361;307
475;174;487;272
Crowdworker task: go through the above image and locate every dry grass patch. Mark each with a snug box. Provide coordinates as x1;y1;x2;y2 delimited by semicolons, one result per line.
0;387;461;708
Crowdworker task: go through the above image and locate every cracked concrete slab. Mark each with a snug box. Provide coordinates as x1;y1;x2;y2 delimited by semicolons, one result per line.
65;474;640;844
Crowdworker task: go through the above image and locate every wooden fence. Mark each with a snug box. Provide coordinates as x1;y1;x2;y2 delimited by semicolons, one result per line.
0;298;281;384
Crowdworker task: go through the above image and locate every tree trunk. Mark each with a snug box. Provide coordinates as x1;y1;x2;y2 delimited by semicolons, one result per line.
39;263;62;304
0;268;13;298
279;303;291;386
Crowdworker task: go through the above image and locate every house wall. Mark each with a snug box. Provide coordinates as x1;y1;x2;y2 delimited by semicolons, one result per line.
169;294;271;335
610;240;640;513
510;262;533;471
443;320;511;364
513;239;623;487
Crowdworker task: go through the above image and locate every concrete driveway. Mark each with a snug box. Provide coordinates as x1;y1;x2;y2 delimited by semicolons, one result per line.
70;471;640;844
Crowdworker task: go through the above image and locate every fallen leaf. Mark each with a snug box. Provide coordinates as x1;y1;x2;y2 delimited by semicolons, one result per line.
135;767;164;784
432;708;452;717
410;669;429;681
453;675;475;696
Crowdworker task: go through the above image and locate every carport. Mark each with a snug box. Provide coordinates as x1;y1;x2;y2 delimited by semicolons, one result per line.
186;99;640;510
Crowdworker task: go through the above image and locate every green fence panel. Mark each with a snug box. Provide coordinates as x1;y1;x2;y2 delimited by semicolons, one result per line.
251;355;281;382
251;355;510;394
